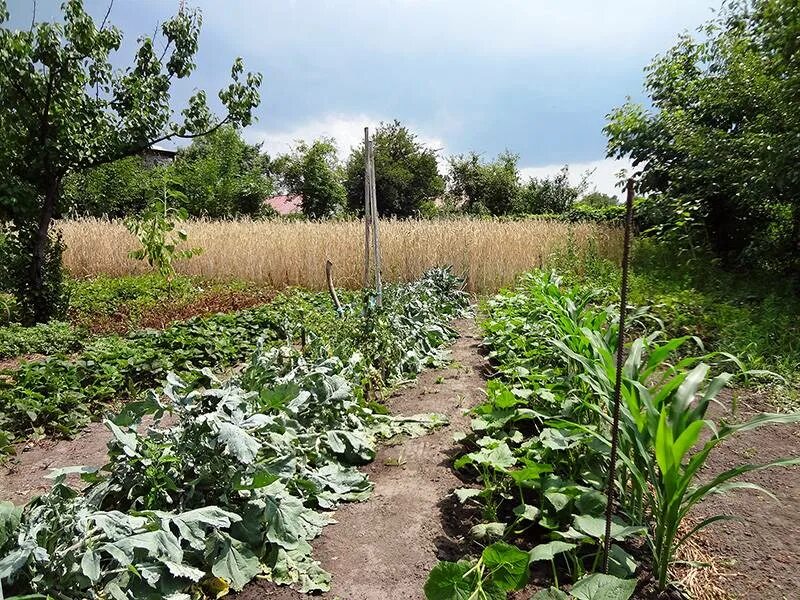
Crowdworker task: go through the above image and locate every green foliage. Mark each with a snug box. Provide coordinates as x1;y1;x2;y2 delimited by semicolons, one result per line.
432;270;800;594
61;156;158;218
518;167;588;215
0;321;86;359
563;240;800;390
171;125;272;218
448;151;521;216
0;0;261;321
273;138;346;218
425;542;529;600
344;120;445;217
125;198;202;288
446;157;587;217
605;0;800;271
0;269;468;597
579;192;619;209
68;274;197;326
0;225;69;324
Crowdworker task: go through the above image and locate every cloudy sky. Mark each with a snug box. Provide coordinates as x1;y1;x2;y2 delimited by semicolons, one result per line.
9;0;718;196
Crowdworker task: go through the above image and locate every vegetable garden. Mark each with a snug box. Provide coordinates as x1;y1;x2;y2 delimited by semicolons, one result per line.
1;260;798;599
0;269;471;597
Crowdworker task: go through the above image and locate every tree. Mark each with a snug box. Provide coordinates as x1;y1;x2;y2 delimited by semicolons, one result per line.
61;155;158;218
273;138;346;219
579;191;619;208
605;0;800;271
447;151;520;215
0;0;261;322
344;121;444;217
518;166;586;214
172;126;272;218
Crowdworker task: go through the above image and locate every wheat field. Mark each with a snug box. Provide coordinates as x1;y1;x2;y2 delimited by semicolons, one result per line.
60;217;623;293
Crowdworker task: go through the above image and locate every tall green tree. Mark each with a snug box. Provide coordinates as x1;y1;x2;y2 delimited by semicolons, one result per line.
61;155;159;218
605;0;800;271
172;126;271;218
0;0;261;322
518;166;586;214
273;138;346;219
447;151;520;215
344;121;444;217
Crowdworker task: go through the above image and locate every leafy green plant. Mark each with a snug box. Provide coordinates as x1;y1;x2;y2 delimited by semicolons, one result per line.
435;270;800;596
425;541;530;600
0;320;87;359
0;268;468;598
125;194;202;293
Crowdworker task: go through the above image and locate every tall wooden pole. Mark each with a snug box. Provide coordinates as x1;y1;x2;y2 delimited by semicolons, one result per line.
368;139;383;306
363;127;372;289
602;177;636;572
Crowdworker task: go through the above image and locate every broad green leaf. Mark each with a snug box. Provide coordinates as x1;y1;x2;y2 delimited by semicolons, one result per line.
528;541;576;562
575;490;607;516
208;532;260;592
80;550;101;583
216;421;261;464
607;544;638;578
424;561;479;600
570;573;637;600
470;522;506;541
482;541;530;591
572;515;644;541
454;488;482;503
512;503;540;522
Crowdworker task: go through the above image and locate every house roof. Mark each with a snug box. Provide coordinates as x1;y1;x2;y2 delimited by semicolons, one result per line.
265;194;303;215
146;144;178;156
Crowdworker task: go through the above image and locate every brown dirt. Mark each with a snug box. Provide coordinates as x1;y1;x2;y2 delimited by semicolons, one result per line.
688;391;800;600
238;319;489;600
73;288;275;336
0;421;111;503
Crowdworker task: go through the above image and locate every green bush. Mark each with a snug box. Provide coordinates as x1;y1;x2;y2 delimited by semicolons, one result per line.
0;321;86;359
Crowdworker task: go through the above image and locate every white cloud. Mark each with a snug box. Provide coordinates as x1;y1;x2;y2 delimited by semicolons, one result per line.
520;158;634;200
246;114;448;168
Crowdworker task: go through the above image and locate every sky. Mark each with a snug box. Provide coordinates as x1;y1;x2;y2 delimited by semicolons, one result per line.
9;0;718;197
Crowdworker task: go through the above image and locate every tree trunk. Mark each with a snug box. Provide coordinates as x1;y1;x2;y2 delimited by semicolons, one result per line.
29;176;60;322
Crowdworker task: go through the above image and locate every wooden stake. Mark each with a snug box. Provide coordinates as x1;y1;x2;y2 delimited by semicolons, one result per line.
602;177;636;573
325;259;343;316
368;139;383;306
363;127;372;289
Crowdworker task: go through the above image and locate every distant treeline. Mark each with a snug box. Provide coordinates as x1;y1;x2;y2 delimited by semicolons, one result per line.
61;121;623;222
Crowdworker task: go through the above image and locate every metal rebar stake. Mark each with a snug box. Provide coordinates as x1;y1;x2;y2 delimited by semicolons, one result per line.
602;177;636;573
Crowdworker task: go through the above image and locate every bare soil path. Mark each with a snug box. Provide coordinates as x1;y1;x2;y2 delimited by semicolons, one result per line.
239;318;488;600
690;393;800;600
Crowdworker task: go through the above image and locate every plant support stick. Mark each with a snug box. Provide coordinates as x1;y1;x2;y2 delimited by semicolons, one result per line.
363;127;372;290
602;177;635;573
368;138;383;306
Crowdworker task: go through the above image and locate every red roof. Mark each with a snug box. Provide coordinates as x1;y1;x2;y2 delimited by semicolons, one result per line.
264;194;302;215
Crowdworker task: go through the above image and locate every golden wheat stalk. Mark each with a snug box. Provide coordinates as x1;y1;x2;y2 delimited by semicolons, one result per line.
59;217;623;293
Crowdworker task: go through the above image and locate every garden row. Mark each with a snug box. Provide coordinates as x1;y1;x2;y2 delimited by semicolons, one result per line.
425;271;800;599
0;268;470;598
0;290;316;454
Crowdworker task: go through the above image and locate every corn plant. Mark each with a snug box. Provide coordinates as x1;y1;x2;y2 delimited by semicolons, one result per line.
560;327;800;590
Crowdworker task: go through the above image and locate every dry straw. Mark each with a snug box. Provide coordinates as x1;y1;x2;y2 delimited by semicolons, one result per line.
60;217;623;293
